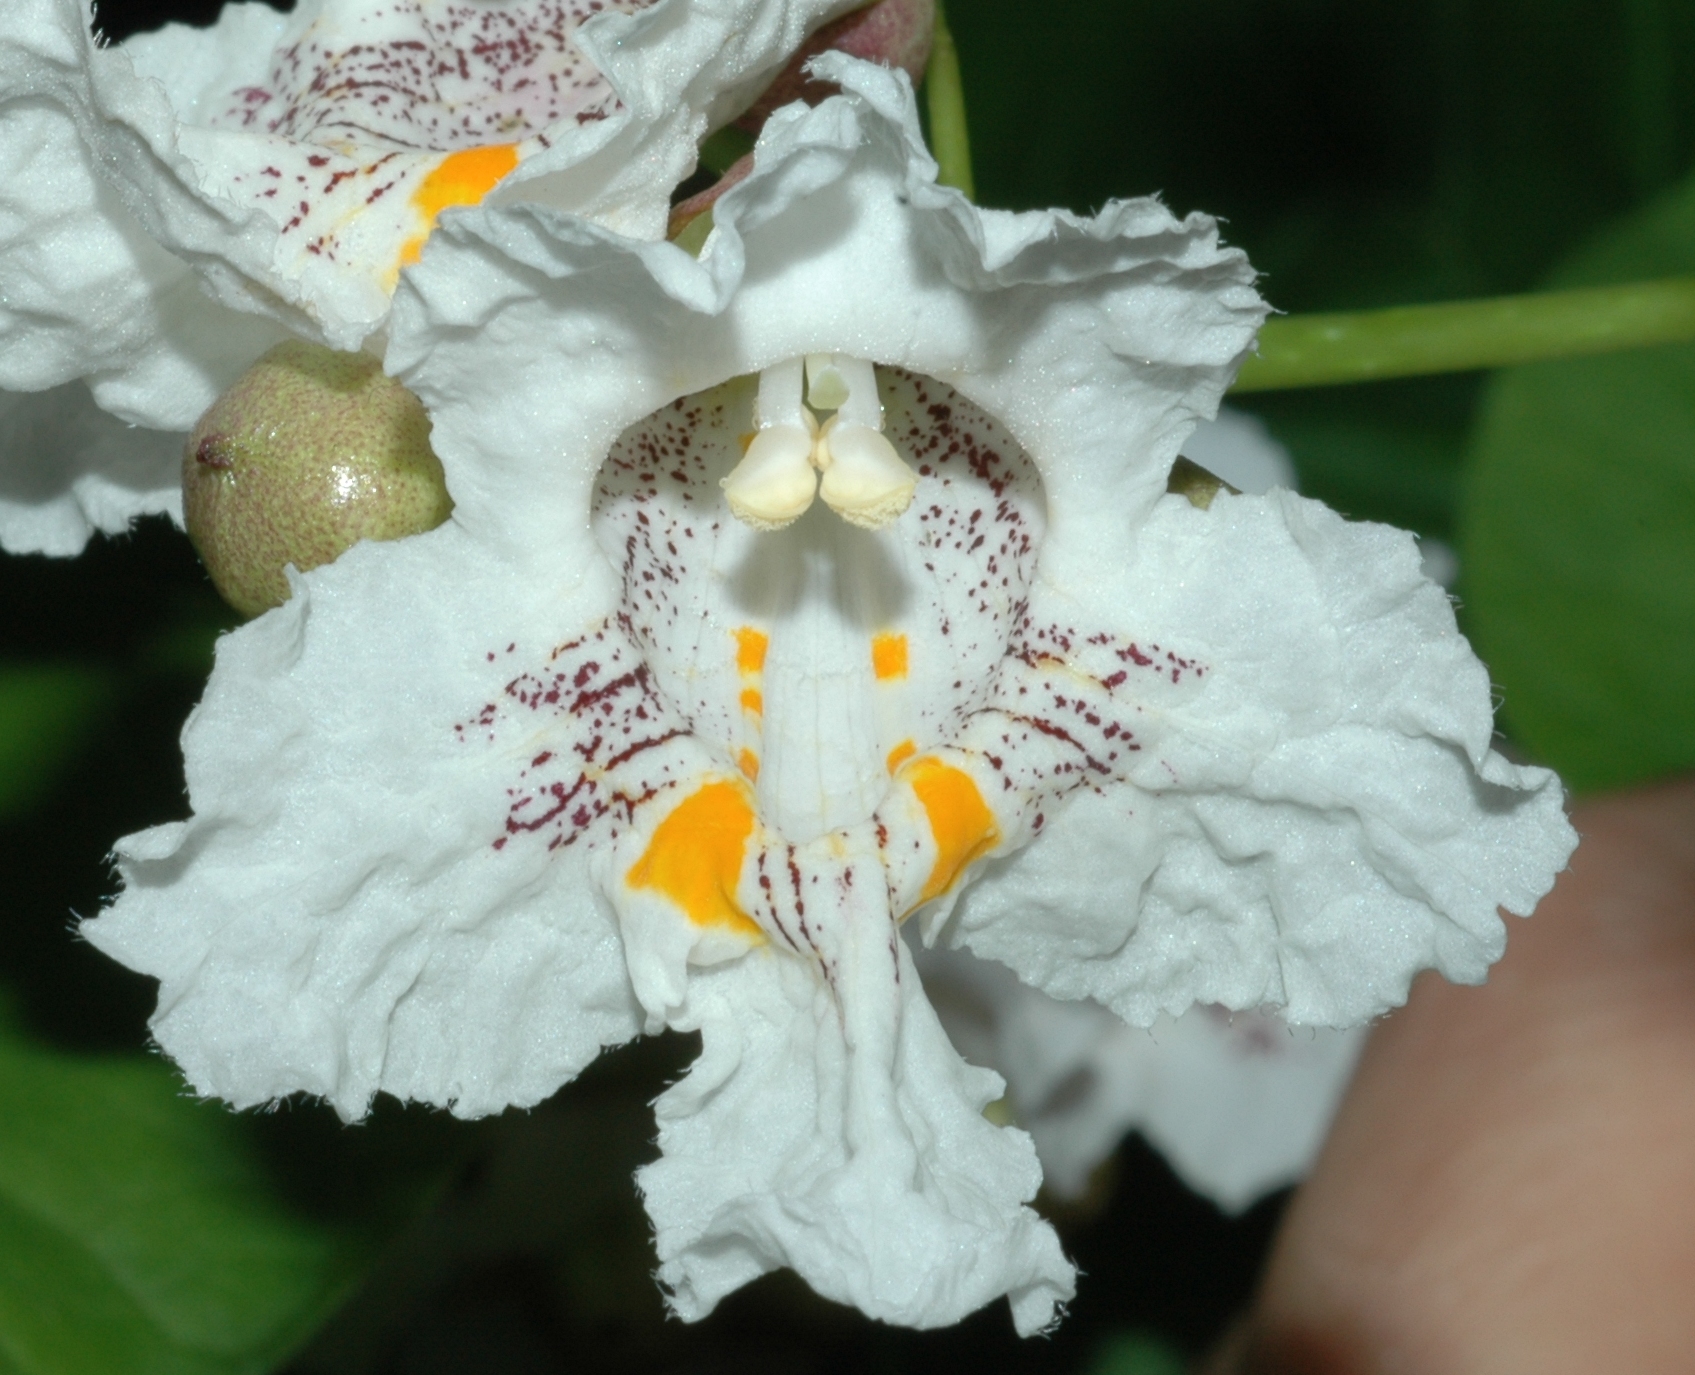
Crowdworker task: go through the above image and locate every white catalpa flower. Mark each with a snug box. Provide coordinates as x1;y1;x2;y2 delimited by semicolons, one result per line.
84;57;1577;1334
0;0;855;554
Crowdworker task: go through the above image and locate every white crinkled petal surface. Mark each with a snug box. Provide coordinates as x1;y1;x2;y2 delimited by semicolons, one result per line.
85;57;1575;1333
0;57;288;434
0;0;852;549
945;489;1577;1027
640;905;1073;1332
90;527;648;1122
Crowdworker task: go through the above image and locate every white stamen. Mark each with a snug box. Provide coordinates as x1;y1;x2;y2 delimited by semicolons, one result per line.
721;424;817;530
728;356;915;531
817;421;917;529
754;356;807;431
729;358;818;529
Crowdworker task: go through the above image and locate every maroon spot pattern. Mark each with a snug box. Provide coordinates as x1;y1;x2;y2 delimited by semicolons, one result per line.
208;1;654;260
957;611;1208;841
453;624;692;855
212;0;652;151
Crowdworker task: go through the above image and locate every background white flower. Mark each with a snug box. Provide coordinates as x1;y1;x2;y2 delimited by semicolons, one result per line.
920;946;1364;1211
0;0;855;553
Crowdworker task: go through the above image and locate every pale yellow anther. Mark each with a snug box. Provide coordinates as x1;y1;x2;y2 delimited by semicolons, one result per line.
816;420;918;529
721;423;818;530
726;355;914;532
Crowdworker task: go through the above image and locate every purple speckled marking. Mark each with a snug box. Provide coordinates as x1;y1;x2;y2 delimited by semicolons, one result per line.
210;0;653;152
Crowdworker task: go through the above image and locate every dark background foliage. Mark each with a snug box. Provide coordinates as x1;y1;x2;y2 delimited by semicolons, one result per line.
3;0;1692;1371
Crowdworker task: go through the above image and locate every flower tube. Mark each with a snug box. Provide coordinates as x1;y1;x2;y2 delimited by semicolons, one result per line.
84;56;1577;1333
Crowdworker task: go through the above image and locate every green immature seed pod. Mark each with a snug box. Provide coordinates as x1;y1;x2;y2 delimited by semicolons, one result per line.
184;341;453;617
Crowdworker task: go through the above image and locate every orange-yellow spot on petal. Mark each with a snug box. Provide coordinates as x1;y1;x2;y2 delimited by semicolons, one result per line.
740;688;763;715
738;748;760;782
871;632;908;681
400;143;520;267
886;739;917;774
626;780;762;937
907;757;999;906
738;431;758;455
735;627;769;675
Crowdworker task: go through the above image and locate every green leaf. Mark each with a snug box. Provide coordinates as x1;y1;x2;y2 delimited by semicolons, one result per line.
0;1028;372;1375
0;667;112;822
1084;1331;1187;1375
1460;172;1695;792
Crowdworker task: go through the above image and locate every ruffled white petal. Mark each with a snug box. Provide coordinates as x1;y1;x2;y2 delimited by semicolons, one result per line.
899;408;1353;1214
639;915;1074;1334
916;943;1363;1212
2;0;315;364
0;383;183;554
83;525;646;1120
944;489;1577;1028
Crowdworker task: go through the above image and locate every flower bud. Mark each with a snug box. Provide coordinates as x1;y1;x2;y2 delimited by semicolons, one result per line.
1166;455;1239;510
183;341;452;617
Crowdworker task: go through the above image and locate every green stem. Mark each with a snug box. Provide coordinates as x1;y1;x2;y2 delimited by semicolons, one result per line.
925;1;974;200
1232;277;1695;392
